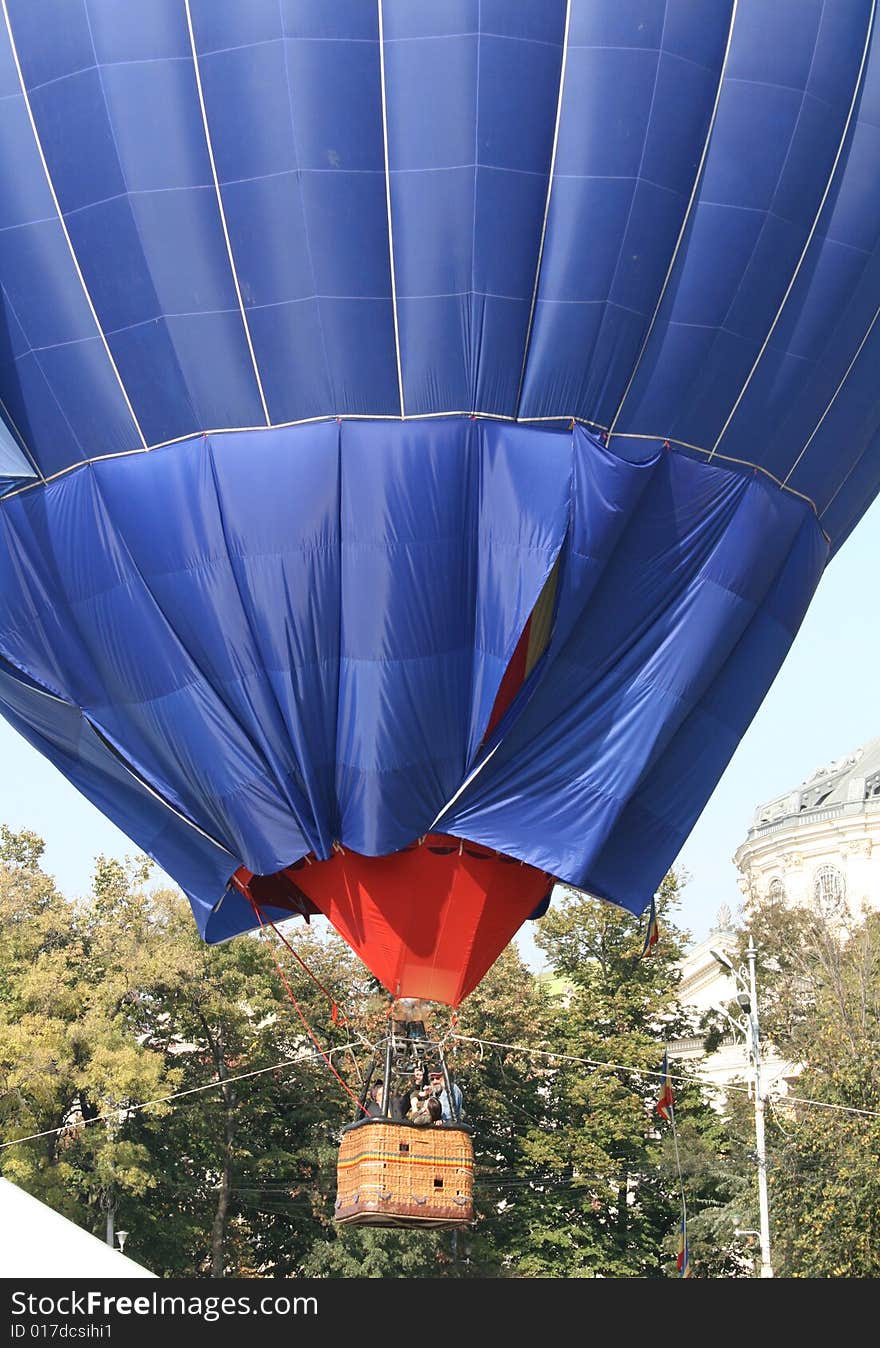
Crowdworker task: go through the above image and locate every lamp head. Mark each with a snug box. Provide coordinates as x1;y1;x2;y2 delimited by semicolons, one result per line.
710;947;736;974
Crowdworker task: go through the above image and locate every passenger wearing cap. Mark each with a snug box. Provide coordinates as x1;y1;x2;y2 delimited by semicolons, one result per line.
429;1069;463;1122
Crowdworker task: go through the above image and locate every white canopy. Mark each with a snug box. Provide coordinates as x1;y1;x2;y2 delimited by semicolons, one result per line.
0;1178;156;1277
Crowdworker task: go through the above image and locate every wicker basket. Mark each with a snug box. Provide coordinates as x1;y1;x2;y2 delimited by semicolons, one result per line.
334;1119;474;1228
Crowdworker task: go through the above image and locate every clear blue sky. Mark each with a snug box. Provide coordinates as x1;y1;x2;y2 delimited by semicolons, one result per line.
0;490;877;965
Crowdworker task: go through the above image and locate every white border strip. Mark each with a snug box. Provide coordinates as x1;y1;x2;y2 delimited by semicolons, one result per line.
377;0;406;418
0;654;233;855
0;0;147;449
184;0;271;427
0;412;824;523
607;0;739;440
513;0;571;420
709;0;877;460
0;410;595;500
87;718;235;855
430;741;501;829
783;298;880;486
615;429;823;518
817;430;876;520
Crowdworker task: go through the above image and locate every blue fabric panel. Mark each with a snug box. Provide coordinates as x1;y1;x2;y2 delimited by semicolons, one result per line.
732;35;880;495
581;511;828;906
614;0;872;453
189;5;331;425
466;422;572;758
821;427;880;550
282;11;399;415
0;0;227;460
206;424;343;856
86;0;191;63
0;320;82;478
381;0;479;43
386;5;565;414
97;69;266;427
334;419;571;849
385;27;475;415
0;459;314;874
0;419;826;932
518;1;732;424
440;428;826;906
28;68;126;214
0;94;55;228
0;659;236;935
782;258;880;516
566;0;664;51
0;2;877;541
540;428;665;664
0;418;572;915
6;0;95;87
471;26;565;413
281;0;375;42
0;207;140;471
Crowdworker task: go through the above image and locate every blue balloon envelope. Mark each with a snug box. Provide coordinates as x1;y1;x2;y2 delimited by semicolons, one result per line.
0;1;875;988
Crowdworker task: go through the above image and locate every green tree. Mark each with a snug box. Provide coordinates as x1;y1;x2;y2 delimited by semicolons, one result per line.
4;828;787;1280
521;871;725;1277
0;840;173;1241
109;893;367;1277
0;841;359;1276
745;902;880;1277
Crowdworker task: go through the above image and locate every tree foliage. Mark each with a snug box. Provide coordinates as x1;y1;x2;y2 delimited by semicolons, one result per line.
5;822;876;1278
743;901;880;1277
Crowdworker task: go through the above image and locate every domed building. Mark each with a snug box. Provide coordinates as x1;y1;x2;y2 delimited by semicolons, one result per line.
734;736;880;922
670;735;880;1105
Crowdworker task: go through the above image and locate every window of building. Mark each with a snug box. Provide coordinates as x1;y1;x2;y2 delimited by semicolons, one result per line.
812;865;846;919
767;878;786;903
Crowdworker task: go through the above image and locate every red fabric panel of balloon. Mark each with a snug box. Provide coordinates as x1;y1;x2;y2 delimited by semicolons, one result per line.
236;835;552;1007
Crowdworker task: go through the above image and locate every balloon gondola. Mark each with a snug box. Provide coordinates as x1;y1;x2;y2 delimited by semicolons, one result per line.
334;1018;472;1230
0;1;879;1027
335;1117;474;1231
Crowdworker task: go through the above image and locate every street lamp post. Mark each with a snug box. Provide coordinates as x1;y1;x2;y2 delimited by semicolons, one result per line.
710;934;773;1279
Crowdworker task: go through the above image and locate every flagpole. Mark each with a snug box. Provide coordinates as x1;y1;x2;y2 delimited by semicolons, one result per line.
746;937;773;1280
668;1102;690;1271
658;1047;690;1276
711;935;773;1278
665;1067;685;1196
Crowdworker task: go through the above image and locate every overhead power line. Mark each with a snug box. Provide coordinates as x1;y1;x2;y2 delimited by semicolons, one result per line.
450;1034;880;1120
0;1039;364;1152
3;1030;880;1156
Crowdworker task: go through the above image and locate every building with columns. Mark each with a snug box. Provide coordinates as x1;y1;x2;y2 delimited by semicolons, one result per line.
671;734;880;1101
733;736;880;922
670;905;797;1106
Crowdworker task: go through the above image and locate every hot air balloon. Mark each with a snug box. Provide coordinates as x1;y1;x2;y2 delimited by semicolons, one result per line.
0;0;878;1015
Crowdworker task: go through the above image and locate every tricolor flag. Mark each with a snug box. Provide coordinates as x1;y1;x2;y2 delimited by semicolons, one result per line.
640;894;660;957
677;1215;692;1277
656;1050;675;1122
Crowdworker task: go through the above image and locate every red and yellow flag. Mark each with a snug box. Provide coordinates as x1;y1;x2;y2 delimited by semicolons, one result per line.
656;1050;674;1122
677;1216;692;1277
640;894;659;957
